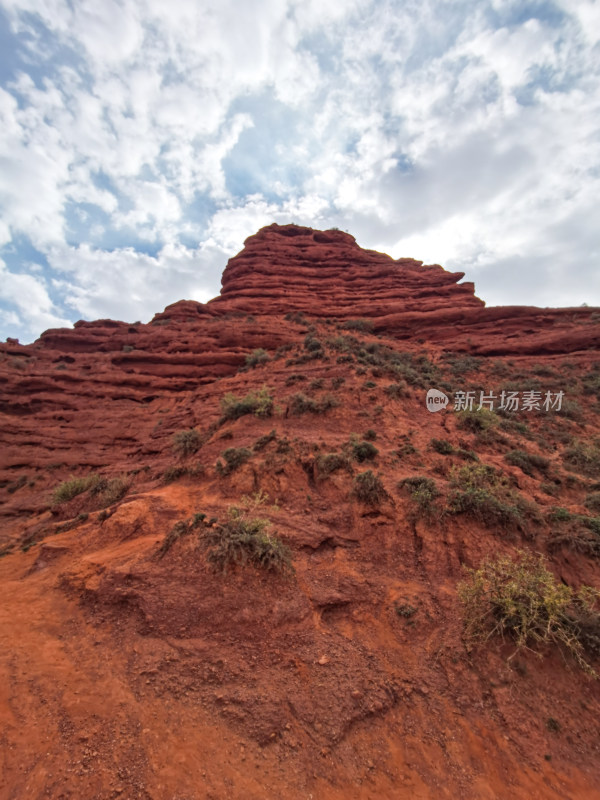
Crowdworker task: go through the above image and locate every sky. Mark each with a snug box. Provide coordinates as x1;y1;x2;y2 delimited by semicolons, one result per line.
0;0;599;343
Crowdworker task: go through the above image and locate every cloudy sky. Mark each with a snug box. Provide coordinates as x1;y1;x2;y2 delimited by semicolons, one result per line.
0;0;599;342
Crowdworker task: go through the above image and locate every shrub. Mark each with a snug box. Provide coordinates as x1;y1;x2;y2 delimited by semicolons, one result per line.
547;506;573;523
216;447;252;475
253;430;277;451
202;508;293;574
450;463;504;490
582;370;600;396
288;392;339;415
352;440;379;462
504;450;550;477
548;527;600;558
431;438;453;455
353;470;386;505
284;311;307;324
304;335;323;353
245;348;269;368
364;429;377;441
585;493;600;514
172;429;202;457
399;476;439;514
52;474;99;504
316;452;350;476
447;464;533;533
561;400;584;421
341;319;374;333
449;488;526;532
395;441;417;458
331;376;345;390
395;602;417;619
498;418;531;437
442;353;482;377
90;476;130;507
163;465;190;483
220;386;273;421
157;520;192;558
246;347;269;367
563;441;600;478
384;382;409;399
547;506;600;557
458;550;600;675
285;373;306;386
457;408;498;435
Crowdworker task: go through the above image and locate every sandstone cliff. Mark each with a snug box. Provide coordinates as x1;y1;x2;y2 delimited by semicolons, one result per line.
1;224;599;799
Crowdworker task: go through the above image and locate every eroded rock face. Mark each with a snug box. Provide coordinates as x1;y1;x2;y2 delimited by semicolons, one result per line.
210;223;482;318
1;223;600;800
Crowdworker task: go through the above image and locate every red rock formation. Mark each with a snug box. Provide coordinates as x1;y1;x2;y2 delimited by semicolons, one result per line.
1;223;600;799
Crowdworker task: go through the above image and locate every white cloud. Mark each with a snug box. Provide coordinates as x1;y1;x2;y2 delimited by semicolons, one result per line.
0;257;72;335
47;241;223;323
0;0;599;342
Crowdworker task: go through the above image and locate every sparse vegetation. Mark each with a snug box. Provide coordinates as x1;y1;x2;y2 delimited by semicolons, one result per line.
441;353;482;377
163;465;190;483
52;472;129;507
458;550;600;675
90;475;130;507
201;507;293;575
172;428;202;457
220;386;274;421
351;440;378;462
563;440;600;478
547;506;600;557
457;408;498;436
245;348;270;368
447;464;534;534
504;450;550;477
285;373;307;386
585;493;600;514
157;520;192;558
353;470;386;505
284;311;307;324
156;513;207;558
399;476;440;514
52;475;99;504
303;334;324;355
253;430;277;451
216;447;252;475
395;602;417;620
316;452;350;476
431;438;453;455
325;336;440;387
288;392;339;415
341;319;374;333
561;399;584;421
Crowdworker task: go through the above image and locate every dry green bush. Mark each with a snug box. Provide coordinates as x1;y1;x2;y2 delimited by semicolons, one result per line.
458;550;600;675
202;507;293;575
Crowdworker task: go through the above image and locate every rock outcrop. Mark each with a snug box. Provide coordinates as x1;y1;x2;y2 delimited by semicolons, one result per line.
1;223;600;800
